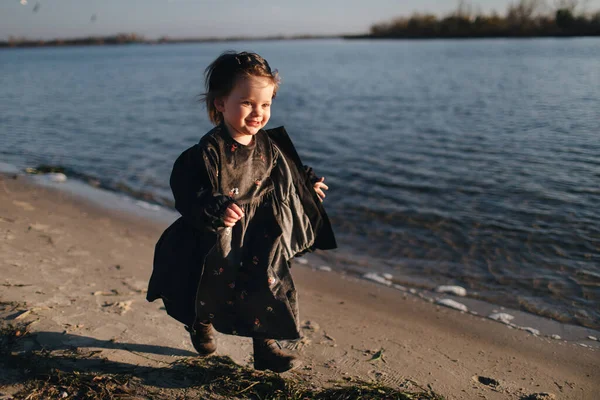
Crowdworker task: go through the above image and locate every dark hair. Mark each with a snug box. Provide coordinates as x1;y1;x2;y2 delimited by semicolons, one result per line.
201;51;280;125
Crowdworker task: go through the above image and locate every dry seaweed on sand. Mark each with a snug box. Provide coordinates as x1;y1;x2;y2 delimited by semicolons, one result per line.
14;370;136;400
169;355;443;399
1;321;443;400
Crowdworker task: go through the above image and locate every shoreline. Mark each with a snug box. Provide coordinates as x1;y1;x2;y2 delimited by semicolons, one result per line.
2;163;599;343
1;171;599;398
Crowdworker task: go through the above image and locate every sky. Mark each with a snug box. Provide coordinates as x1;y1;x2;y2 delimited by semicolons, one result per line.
1;0;600;40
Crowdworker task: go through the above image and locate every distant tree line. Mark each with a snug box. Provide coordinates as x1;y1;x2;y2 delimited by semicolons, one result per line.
0;33;338;49
0;33;144;48
357;0;600;38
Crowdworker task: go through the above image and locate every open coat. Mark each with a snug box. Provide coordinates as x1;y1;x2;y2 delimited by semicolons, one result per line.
147;126;336;335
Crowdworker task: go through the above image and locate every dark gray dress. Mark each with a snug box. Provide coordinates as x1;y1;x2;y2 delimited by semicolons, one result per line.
196;128;311;340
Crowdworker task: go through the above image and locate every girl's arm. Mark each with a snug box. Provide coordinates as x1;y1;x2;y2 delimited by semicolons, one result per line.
170;144;233;231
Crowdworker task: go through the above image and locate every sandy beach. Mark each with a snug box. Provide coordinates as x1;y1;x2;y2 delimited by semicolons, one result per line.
1;172;598;399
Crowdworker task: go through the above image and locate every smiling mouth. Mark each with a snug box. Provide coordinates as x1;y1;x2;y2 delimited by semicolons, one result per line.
247;120;261;127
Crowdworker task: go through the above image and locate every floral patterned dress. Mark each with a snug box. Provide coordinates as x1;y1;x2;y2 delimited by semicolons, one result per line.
195;128;302;340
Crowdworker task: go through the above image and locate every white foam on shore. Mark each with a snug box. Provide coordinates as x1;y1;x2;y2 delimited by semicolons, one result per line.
135;200;161;211
318;266;332;272
436;298;468;312
521;327;540;336
46;173;67;183
435;285;467;297
362;272;392;286
393;284;408;292
488;312;515;324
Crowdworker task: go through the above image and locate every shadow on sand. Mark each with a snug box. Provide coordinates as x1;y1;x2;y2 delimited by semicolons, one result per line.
1;325;444;399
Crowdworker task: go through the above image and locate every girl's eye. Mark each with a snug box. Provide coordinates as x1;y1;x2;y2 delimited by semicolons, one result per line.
262;103;271;108
242;101;251;106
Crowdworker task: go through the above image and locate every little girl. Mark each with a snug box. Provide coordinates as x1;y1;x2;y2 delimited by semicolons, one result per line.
147;51;336;373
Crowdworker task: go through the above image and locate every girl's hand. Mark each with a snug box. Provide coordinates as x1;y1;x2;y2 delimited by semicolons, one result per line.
223;203;244;227
313;177;328;202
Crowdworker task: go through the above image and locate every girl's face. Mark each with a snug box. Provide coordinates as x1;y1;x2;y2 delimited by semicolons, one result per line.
215;76;275;145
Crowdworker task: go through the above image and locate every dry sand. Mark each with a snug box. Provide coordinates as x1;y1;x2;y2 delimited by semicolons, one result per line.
1;173;598;399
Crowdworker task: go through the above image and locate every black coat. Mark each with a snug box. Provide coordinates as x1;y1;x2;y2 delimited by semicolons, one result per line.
147;126;336;327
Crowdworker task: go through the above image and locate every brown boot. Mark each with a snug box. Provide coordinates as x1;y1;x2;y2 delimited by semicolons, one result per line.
253;338;302;373
186;319;217;356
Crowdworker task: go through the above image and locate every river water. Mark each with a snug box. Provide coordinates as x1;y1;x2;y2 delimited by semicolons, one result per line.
1;38;599;329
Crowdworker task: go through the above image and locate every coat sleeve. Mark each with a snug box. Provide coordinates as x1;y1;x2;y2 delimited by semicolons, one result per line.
303;165;320;184
170;143;233;232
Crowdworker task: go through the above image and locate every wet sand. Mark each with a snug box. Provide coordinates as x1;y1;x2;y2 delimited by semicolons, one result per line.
1;173;598;399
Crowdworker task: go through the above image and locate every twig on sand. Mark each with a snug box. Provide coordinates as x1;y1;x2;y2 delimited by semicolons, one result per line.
370;348;386;363
234;380;260;395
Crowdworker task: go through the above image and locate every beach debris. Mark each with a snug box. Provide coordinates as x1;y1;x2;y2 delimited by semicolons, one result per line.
587;335;598;341
323;332;335;341
301;320;320;333
93;290;119;296
362;272;392;286
435;285;467;297
521;327;540;336
25;165;66;175
369;348;386;363
473;375;500;389
8;309;32;321
47;173;67;183
121;279;148;294
435;298;468;312
550;334;562;340
382;273;393;280
102;300;133;315
488;312;515;325
521;393;556;400
2;282;32;287
317;266;332;272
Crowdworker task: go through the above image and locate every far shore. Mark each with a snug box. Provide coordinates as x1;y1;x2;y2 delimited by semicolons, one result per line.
2;31;600;49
